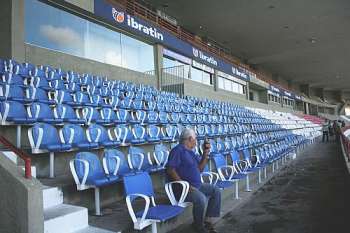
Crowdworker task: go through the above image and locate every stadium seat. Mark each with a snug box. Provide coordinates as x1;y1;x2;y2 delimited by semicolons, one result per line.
28;123;71;177
60;124;99;150
124;172;188;232
87;124;120;147
70;152;120;215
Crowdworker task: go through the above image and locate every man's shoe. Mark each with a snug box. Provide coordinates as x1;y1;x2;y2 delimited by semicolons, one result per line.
204;221;218;233
191;223;209;233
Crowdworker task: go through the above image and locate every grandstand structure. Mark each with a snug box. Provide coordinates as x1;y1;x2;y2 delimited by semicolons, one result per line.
0;1;348;233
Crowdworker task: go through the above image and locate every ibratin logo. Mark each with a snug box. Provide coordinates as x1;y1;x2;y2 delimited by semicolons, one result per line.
112;8;125;23
192;48;199;57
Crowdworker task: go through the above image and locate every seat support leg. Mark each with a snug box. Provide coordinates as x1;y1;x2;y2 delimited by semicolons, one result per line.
49;152;54;178
272;163;275;173
16;125;21;148
151;222;157;233
95;187;102;216
245;174;252;192
234;180;240;199
264;167;267;179
258;169;262;184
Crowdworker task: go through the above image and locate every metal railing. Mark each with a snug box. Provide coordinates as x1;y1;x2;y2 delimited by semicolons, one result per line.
0;136;32;179
161;65;185;97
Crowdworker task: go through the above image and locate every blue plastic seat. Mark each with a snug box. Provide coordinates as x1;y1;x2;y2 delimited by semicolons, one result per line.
26;86;55;105
114;124;132;145
0;100;35;124
29;102;63;124
0;84;33;103
87;124;120;147
1;73;25;86
147;125;161;143
146;110;158;124
114;108;129;124
54;104;85;124
159;111;168;124
74;91;97;107
81;107;105;125
120;97;132;109
128;146;154;172
50;79;66;90
131;124;146;145
123;172;186;231
129;110;147;124
161;124;177;142
29;76;53;91
70;152;119;215
100;108;119;124
29;123;71;153
61;124;99;150
54;90;80;107
103;149;132;177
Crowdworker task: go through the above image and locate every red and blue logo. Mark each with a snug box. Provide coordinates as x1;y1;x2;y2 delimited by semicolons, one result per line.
112;8;125;23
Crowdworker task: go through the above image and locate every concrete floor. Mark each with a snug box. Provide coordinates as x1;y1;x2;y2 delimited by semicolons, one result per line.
174;140;350;233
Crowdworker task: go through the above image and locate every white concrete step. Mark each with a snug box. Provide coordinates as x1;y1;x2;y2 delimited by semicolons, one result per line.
74;226;118;233
1;151;18;164
44;204;88;233
43;186;63;210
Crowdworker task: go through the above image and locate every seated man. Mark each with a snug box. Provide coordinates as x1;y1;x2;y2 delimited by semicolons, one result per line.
166;128;221;233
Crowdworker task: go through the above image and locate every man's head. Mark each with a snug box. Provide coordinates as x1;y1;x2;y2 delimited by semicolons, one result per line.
180;128;197;150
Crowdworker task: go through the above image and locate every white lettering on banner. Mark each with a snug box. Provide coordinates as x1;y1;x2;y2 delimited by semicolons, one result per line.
232;67;248;79
112;8;164;41
284;91;292;97
270;85;280;93
192;47;218;66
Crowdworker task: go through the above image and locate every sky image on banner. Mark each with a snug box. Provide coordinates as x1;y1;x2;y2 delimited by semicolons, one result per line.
94;0;249;81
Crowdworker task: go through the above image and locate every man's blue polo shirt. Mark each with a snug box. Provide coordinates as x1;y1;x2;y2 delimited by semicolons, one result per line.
166;143;202;188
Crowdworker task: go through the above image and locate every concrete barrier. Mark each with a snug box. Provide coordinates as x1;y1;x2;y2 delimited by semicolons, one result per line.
0;154;44;233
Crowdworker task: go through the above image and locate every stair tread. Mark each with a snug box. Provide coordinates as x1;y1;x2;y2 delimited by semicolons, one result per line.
74;226;117;233
44;204;87;221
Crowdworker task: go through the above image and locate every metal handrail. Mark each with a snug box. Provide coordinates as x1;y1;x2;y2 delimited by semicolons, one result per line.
0;136;32;179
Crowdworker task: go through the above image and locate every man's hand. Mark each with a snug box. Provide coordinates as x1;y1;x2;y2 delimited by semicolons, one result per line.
202;140;211;156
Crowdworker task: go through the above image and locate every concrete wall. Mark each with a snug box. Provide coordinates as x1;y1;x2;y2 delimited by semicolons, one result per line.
25;44;157;87
65;0;94;12
0;155;43;233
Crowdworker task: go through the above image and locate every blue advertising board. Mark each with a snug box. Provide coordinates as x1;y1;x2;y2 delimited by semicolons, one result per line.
94;0;249;81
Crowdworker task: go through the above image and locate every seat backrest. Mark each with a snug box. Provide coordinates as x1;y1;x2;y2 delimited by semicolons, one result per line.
74;152;105;182
128;146;150;171
0;101;28;122
123;172;154;201
54;104;78;120
61;124;87;144
29;102;54;119
242;149;251;161
148;125;160;138
104;149;130;176
87;124;110;143
213;154;226;170
30;123;61;148
115;124;131;144
132;124;145;139
230;149;241;162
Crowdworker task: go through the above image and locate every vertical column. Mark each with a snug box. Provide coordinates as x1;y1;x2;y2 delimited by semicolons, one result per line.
153;44;163;90
213;70;218;92
0;0;26;61
245;82;250;100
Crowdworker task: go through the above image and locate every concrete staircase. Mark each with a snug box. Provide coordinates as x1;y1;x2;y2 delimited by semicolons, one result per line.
1;150;116;233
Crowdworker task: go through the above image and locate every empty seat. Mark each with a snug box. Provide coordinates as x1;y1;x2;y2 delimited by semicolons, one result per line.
29;102;63;124
114;124;132;145
60;124;99;150
131;124;146;145
0;84;33;103
87;124;120;148
147;125;161;143
70;152;119;215
54;104;85;124
0;101;35;125
26;87;55;105
124;172;188;232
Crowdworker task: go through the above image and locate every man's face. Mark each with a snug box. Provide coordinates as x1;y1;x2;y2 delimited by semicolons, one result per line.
188;135;197;149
